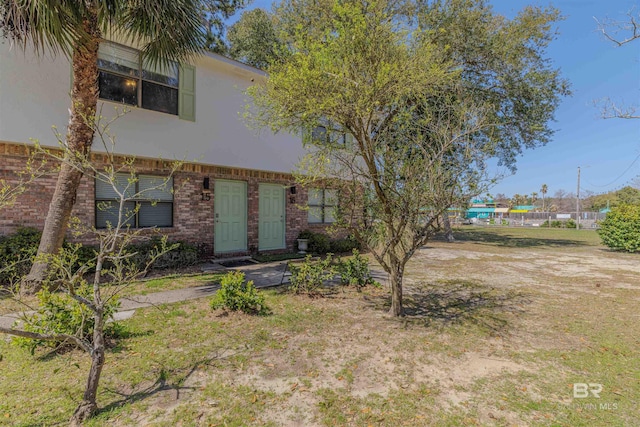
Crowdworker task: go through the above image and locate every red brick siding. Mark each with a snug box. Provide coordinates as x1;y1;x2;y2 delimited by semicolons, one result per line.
0;141;334;256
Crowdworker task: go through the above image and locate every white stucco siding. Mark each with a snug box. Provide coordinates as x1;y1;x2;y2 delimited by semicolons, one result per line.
0;45;306;174
0;48;72;147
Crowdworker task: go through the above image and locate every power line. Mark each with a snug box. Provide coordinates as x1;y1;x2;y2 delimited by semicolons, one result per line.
584;151;640;188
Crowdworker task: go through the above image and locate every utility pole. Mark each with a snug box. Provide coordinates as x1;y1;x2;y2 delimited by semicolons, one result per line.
576;166;581;230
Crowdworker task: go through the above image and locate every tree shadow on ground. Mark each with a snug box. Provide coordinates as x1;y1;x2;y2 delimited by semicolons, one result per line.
32;329;155;361
441;229;590;248
96;348;240;417
364;279;532;335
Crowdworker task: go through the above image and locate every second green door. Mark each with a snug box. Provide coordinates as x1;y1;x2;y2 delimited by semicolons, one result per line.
259;184;285;251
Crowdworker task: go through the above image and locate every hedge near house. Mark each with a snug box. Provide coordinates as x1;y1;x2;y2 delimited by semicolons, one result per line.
598;204;640;252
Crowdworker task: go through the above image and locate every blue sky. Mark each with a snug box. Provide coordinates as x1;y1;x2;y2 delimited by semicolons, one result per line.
227;0;640;198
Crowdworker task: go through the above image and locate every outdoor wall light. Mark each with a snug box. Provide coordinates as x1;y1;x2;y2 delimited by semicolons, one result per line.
202;177;211;201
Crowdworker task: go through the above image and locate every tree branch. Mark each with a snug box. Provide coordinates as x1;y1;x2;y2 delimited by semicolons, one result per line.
0;326;92;354
595;14;640;47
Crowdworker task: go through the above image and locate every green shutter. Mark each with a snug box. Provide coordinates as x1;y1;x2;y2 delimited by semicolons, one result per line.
179;64;196;121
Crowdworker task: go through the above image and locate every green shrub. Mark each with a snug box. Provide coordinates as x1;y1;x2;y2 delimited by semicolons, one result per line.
337;249;378;290
598;204;640;252
13;284;121;353
309;232;331;254
128;238;200;270
68;238;197;273
297;230;315;240
541;219;576;229
297;230;332;254
0;227;41;286
0;228;99;287
74;244;98;269
288;254;335;295
210;271;269;315
329;235;360;253
0;229;199;287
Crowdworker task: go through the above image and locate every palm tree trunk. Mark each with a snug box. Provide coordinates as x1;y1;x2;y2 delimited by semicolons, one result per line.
24;18;100;292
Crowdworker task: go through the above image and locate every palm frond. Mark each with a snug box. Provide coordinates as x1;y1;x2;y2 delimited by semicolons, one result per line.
0;0;88;56
118;0;206;68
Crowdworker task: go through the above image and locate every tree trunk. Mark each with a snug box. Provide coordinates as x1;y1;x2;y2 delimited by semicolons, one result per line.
442;213;455;243
389;261;404;317
23;162;86;291
70;312;105;426
24;17;100;292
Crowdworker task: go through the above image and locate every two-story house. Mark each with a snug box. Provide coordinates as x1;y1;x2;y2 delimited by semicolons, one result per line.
0;40;337;255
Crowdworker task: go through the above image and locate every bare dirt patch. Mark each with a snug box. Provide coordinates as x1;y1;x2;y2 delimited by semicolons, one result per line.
3;228;638;426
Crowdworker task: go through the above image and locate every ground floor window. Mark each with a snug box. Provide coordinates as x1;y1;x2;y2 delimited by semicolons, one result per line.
308;188;337;224
95;174;173;228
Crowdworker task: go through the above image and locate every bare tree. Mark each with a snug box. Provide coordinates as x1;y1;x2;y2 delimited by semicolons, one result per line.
595;8;640;119
595;9;640;46
0;116;181;424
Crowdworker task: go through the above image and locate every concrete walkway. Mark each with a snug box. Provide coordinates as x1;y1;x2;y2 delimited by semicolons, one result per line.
0;260;291;328
1;259;388;327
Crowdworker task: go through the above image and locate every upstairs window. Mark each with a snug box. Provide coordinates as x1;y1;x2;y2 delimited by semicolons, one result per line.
310;119;352;146
308;188;337;224
98;41;179;115
95;174;174;229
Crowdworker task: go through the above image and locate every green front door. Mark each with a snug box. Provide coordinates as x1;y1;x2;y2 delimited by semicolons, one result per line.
215;180;247;253
259;184;285;251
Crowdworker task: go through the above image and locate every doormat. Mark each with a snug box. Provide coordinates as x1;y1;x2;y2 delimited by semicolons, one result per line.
218;259;256;268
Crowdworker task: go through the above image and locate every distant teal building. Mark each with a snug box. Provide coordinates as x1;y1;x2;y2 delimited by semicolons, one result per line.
466;207;495;219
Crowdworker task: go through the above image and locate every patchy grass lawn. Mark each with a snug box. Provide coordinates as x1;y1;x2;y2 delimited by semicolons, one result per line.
116;272;225;297
0;272;225;316
1;226;639;426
